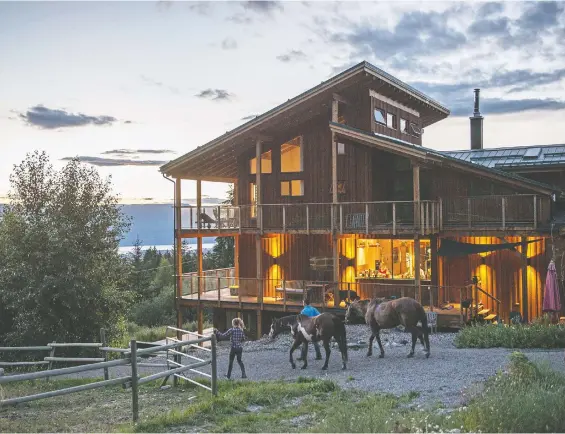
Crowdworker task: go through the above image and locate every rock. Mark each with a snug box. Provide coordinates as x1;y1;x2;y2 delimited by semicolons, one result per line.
160;385;172;390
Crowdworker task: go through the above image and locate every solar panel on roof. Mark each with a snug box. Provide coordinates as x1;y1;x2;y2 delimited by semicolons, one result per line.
522;147;542;159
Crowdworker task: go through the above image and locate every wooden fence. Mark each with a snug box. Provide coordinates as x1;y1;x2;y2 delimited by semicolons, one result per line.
0;334;218;423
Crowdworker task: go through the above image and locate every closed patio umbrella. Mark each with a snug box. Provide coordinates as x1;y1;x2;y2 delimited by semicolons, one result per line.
543;259;562;323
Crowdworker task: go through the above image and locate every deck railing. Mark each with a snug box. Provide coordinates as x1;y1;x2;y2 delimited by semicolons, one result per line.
181;267;236;296
442;194;550;230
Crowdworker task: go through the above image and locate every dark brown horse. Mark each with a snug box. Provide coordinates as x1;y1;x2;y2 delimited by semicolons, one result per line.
269;313;348;370
345;297;430;359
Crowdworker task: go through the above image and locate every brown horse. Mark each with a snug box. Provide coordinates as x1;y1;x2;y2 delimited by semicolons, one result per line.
345;297;430;359
270;313;348;370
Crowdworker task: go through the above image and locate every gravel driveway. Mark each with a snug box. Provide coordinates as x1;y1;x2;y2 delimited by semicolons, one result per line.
58;325;565;408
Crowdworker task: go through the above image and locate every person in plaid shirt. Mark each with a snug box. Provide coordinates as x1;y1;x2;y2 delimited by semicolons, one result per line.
214;318;247;379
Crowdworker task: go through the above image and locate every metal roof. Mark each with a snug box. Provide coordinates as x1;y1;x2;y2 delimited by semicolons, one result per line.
443;144;565;170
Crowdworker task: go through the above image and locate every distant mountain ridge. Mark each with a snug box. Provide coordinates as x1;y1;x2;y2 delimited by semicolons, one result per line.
0;203;217;247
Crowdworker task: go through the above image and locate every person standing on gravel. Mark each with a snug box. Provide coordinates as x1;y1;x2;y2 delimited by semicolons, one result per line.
214;318;247;379
298;298;322;361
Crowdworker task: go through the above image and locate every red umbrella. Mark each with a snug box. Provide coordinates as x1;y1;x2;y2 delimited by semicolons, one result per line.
543;259;562;323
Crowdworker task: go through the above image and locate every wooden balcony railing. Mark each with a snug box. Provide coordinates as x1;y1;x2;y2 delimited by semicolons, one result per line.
442;194;550;230
177;195;550;235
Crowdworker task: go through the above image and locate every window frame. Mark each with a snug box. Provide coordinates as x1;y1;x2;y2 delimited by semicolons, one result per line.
249;150;272;175
280;136;304;173
280;179;304;197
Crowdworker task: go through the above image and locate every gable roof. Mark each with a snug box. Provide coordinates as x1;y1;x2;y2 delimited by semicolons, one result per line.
160;61;450;179
329;122;558;196
443;144;565;170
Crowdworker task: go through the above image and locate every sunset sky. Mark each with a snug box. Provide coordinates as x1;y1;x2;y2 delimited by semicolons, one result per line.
1;1;564;203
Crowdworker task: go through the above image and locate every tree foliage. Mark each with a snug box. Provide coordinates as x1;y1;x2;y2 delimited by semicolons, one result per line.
0;151;134;345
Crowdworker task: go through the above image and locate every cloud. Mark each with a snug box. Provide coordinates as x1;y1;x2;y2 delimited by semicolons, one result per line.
276;49;307;62
449;98;565;116
102;149;176;155
221;38;238;50
195;88;233;101
188;1;212;15
140;75;180;94
61;156;168;167
18;105;119;129
328;8;468;61
242;1;283;15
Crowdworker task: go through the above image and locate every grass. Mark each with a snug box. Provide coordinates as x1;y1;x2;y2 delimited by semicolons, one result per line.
2;354;565;432
455;322;565;349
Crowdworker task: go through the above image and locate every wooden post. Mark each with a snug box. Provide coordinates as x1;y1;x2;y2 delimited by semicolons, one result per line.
100;329;109;381
175;179;183;330
234;235;240;281
256;235;263;309
521;236;529;323
211;334;218;396
130;340;139;423
501;197;506;230
257;310;262;340
255;138;262;233
46;341;56;380
414;236;421;303
331;99;340;299
467;198;472;228
197;308;203;340
392;202;396;235
533;195;537;229
412;164;420;229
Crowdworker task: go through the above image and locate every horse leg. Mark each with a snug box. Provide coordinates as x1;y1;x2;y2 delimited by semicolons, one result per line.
423;328;431;358
301;340;309;370
408;328;417;358
375;329;385;358
367;333;375;357
321;340;331;370
289;338;302;369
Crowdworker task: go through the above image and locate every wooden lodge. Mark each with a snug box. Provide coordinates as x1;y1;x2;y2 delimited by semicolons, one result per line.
160;61;563;337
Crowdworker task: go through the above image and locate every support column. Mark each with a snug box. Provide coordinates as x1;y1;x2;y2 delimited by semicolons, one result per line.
257;309;263;340
414;235;421;303
331;99;340;305
197;180;203;337
255;139;263;308
413;163;421;229
521;236;529;323
175;179;183;331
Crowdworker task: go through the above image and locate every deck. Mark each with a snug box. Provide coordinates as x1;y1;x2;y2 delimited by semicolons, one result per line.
177;195;550;237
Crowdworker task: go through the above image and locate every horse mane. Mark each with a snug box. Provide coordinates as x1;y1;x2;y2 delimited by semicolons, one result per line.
276;314;299;327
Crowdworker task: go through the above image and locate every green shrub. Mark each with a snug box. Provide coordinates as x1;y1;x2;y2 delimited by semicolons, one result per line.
131;285;176;327
455;322;565;349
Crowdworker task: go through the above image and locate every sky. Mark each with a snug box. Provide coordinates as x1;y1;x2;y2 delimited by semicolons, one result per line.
1;0;565;203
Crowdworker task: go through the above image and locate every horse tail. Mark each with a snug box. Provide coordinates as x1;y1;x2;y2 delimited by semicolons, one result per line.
420;306;429;331
335;318;348;361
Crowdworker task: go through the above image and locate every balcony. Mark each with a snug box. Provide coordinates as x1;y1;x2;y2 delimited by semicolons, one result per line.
178;270;478;328
177;195;550;237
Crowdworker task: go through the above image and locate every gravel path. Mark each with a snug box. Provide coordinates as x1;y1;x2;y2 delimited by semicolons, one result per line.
58;325;565;408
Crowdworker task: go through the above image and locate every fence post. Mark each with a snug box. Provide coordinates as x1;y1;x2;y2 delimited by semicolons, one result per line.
46;341;56;381
130;340;139;423
211;334;218;396
217;273;221;307
100;329;109;381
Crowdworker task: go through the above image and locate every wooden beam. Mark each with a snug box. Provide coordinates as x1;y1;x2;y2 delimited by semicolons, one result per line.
521;236;529;323
196;180;203;303
414;235;421;303
174;175;237;183
333;93;349;105
331;99;339;287
256;138;262;231
175;178;183;330
256;235;263;309
413;163;420;228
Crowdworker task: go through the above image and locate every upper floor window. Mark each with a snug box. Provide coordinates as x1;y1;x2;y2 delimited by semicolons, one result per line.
281;180;304;197
386;113;397;129
250;150;272;174
281;136;303;173
410;123;422;137
374;109;386;125
250;182;257;217
337;142;346;155
400;118;408;134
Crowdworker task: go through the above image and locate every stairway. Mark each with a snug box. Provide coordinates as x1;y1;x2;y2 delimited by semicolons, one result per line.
477;308;498;324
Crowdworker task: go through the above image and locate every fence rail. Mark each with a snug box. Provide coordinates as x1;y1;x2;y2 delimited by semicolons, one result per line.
0;334;218;423
177;195;549;234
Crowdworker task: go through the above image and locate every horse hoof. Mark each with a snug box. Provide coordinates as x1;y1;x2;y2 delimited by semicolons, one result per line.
315;356;322;360
321;366;328;371
301;365;308;370
342;365;347;370
291;364;296;369
407;353;414;358
378;354;384;359
426;352;430;359
366;353;372;357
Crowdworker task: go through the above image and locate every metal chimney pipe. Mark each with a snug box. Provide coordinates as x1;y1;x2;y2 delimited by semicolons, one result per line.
470;88;483;150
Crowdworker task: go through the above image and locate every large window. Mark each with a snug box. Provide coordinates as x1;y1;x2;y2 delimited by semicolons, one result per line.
281;180;304;197
373;109;386;125
250;182;257;217
250;150;272;174
355;238;431;280
281;136;303;173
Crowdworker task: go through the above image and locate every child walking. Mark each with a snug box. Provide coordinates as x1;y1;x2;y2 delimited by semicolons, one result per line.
214;318;247;379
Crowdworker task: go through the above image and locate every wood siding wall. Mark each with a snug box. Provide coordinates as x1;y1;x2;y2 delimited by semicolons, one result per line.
438;236;548;322
371;95;422;146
